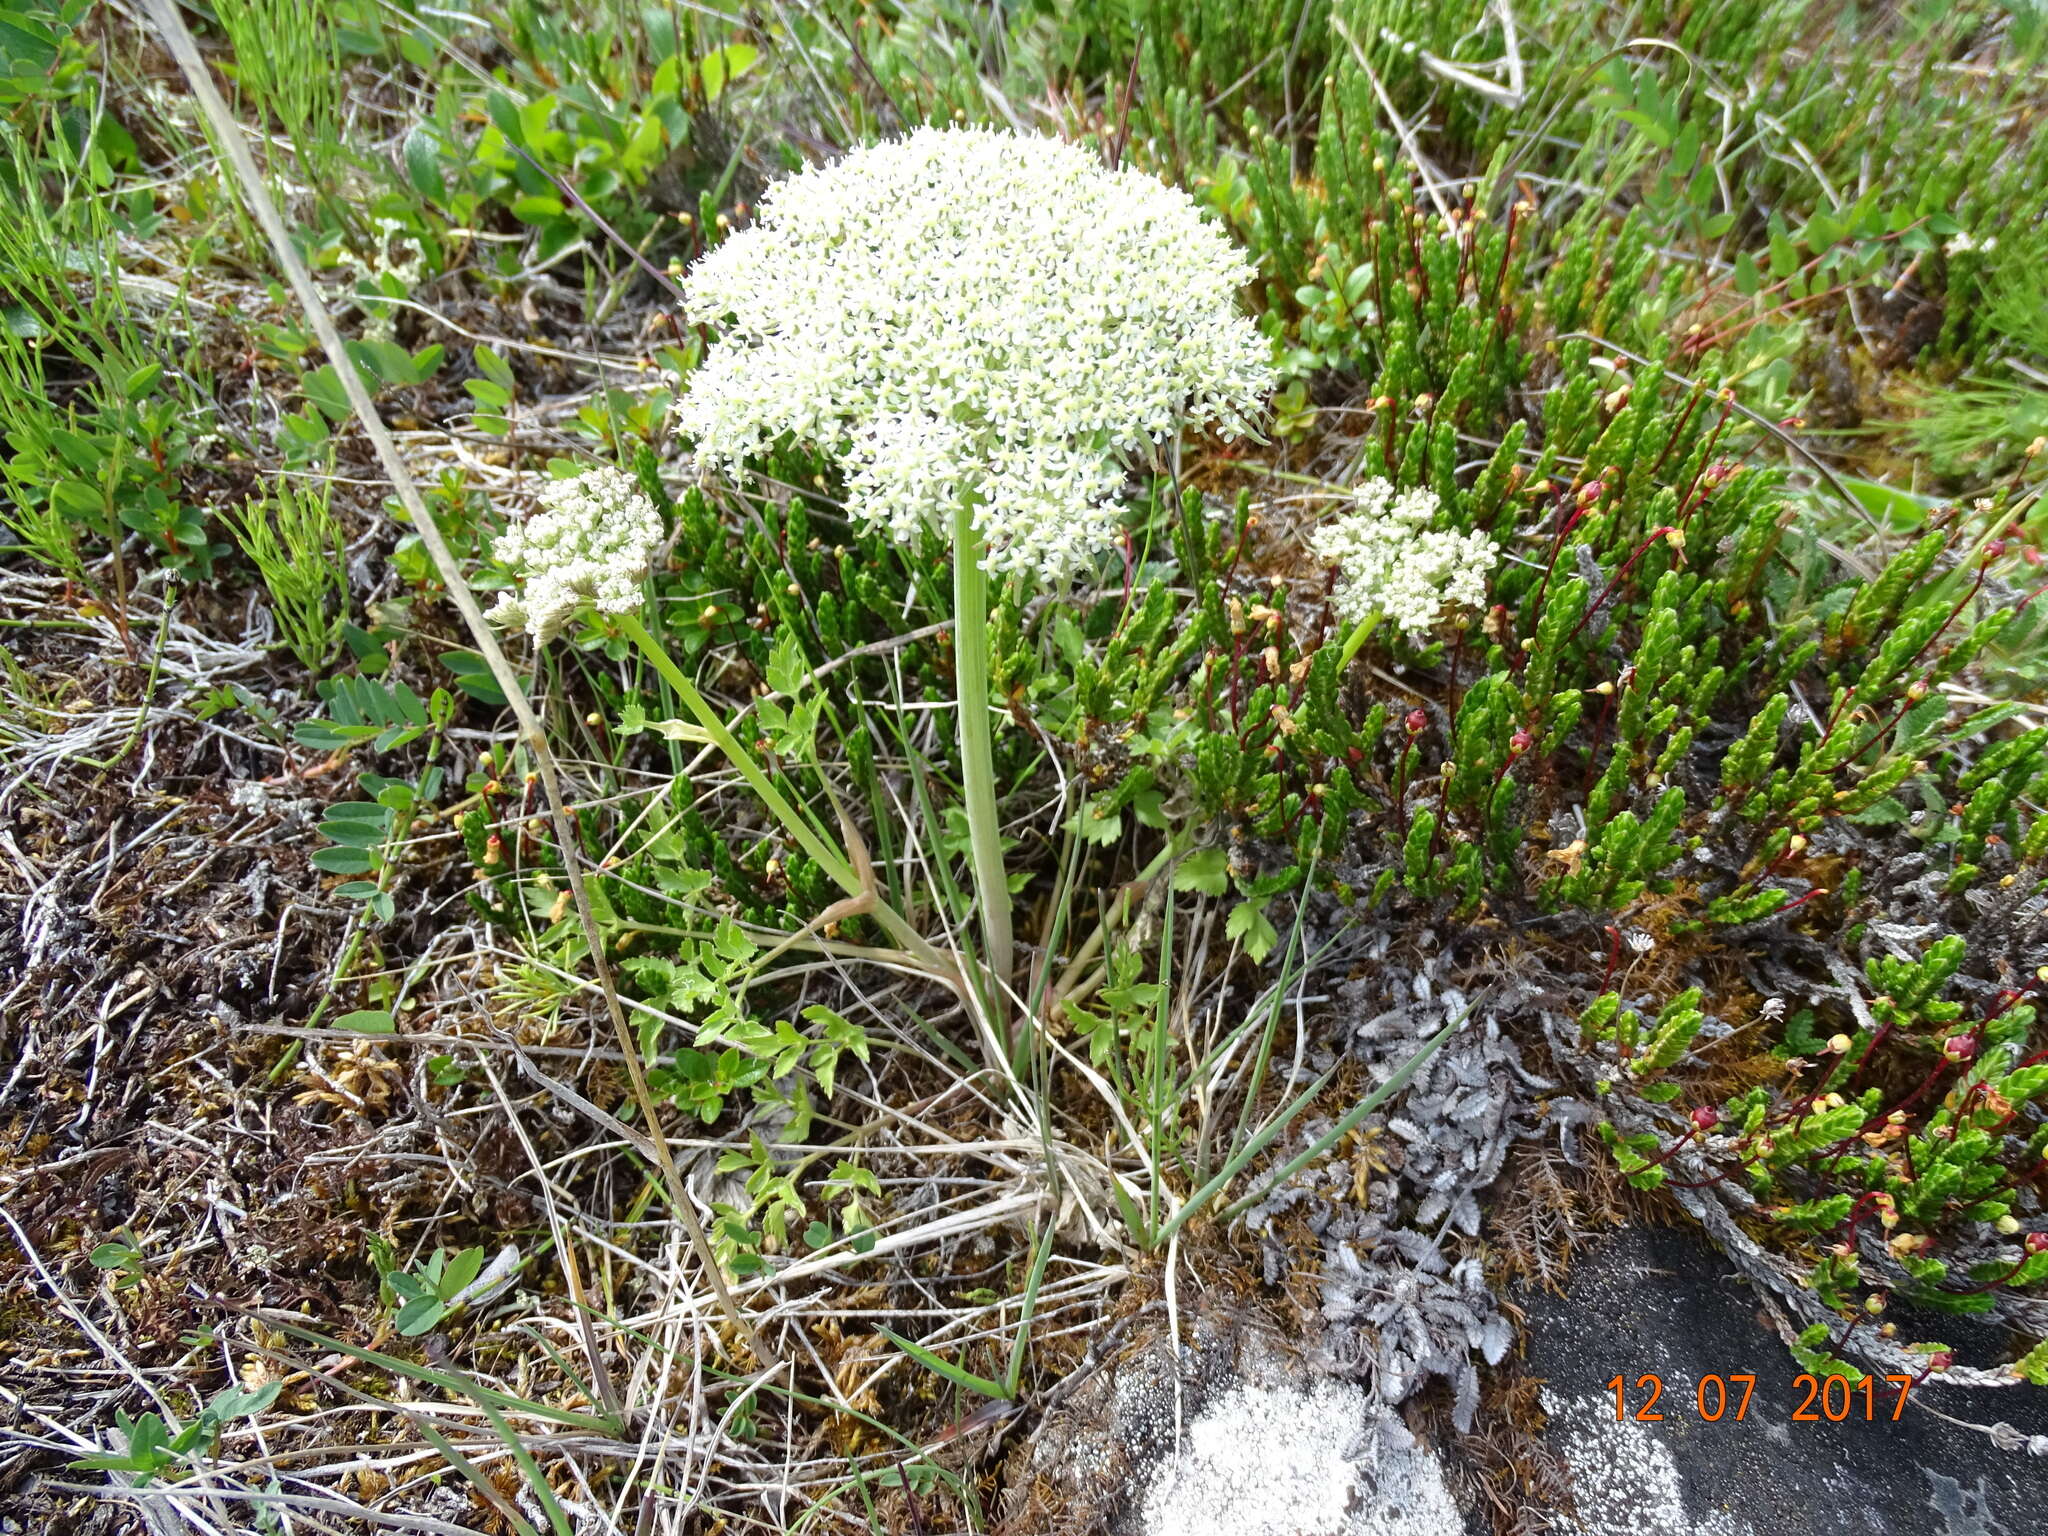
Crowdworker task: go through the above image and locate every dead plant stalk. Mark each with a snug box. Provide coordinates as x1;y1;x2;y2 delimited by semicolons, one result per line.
141;0;775;1370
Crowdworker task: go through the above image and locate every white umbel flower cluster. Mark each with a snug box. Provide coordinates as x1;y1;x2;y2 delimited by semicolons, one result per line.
489;467;661;642
1310;479;1497;636
675;126;1275;581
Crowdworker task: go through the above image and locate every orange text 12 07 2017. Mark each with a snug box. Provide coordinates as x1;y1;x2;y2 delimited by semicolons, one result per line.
1605;1372;1914;1423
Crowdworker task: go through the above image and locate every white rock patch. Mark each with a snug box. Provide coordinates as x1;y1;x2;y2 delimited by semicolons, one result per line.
1542;1389;1753;1536
1141;1377;1462;1536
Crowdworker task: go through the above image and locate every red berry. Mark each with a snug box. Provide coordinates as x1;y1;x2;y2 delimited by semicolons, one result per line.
1690;1106;1721;1132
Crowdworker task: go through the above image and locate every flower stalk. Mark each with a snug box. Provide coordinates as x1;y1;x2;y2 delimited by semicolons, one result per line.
953;499;1014;1028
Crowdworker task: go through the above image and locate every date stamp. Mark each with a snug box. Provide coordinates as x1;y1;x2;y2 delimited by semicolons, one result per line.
1606;1372;1914;1424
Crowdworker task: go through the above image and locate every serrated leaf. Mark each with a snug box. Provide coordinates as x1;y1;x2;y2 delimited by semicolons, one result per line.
1225;899;1278;963
766;630;809;696
1172;847;1230;896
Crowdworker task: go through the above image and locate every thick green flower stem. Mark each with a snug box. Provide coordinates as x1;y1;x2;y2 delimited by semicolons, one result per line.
1338;613;1382;670
952;499;1015;1033
617;612;946;976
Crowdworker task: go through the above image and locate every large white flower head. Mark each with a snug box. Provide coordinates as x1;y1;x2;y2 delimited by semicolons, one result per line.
1311;479;1497;636
675;126;1275;581
489;467;661;642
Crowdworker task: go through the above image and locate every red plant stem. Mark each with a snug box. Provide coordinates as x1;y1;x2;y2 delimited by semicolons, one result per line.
1475;199;1521;380
1642;385;1706;491
1777;886;1828;917
1879;1059;1960;1138
1392;743;1414;841
1580;684;1618;793
1683;279;1865;355
1521;491;1584;648
1843;1023;1895;1096
1314;566;1338;653
1672;406;1737;528
1839;679;1936;772
1836;1190;1887;1246
1638;1125;1703;1171
1959;1252;2035;1296
1564;526;1680;648
1667;1150;1772;1189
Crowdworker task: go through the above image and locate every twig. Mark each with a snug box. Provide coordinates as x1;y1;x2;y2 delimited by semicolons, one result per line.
1332;15;1453;221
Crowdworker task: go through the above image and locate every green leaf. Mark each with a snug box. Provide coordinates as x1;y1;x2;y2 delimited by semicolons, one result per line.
766;630;809;696
1225;899;1278;962
1836;476;1937;534
711;917;754;963
402;126;447;204
442;650;507;706
698;43;758;101
1768;231;1800;279
474;343;516;393
2014;1336;2048;1387
309;846;375;874
1109;1175;1153;1247
439;1245;487;1300
335;1009;396;1034
241;1315;615;1431
1069;800;1122;846
878;1327;1012;1400
301;364;351;422
1172;847;1230;896
207;1381;282;1420
510;193;566;225
395;1295;447;1335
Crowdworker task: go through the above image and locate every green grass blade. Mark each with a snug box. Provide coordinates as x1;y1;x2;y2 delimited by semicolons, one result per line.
1217;997;1488;1225
409;1417;544;1536
242;1313;616;1432
877;1326;1012;1401
478;1402;575;1536
1004;1221;1057;1397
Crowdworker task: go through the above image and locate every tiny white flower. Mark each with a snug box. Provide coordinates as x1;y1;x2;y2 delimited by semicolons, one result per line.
676;126;1275;582
1309;479;1497;636
489;467;661;642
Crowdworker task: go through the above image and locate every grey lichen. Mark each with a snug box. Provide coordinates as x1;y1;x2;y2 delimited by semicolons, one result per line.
1244;944;1571;1431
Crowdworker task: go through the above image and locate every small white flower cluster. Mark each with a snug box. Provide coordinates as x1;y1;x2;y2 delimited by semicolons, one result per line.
489;467;661;642
337;218;430;346
676;126;1275;581
1310;479;1497;635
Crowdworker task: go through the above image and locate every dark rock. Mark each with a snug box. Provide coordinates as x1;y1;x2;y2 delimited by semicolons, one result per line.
1521;1223;2048;1534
